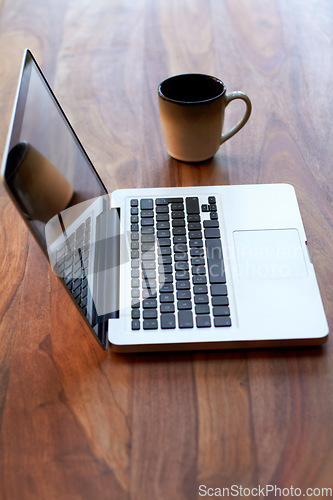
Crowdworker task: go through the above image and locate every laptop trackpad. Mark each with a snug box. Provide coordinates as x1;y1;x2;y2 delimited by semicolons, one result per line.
233;229;308;280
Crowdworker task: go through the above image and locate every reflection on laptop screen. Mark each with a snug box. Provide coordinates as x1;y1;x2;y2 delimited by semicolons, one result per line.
4;50;107;249
2;50;112;348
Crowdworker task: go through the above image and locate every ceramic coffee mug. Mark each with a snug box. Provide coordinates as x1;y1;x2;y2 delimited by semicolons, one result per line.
158;73;252;162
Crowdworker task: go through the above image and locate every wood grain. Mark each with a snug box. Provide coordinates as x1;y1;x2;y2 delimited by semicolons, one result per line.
0;0;332;499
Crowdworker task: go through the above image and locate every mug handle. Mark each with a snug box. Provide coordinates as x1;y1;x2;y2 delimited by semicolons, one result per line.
220;91;252;144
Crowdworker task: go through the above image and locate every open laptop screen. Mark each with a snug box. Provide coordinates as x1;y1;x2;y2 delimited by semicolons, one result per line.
2;50;107;250
1;50;112;348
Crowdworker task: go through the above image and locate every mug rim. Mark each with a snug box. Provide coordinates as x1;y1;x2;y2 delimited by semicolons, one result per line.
158;73;226;105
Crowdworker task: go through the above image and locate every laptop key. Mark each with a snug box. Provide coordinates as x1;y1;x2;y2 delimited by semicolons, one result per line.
174;253;188;262
160;303;175;313
195;304;210;315
158;247;171;255
161;313;176;329
132;319;140;330
140;199;153;210
194;295;209;304
171;211;185;220
191;257;205;266
175;262;189;271
141;210;154;218
187;214;200;222
212;296;229;306
175;271;190;280
176;280;191;290
178;310;194;328
192;275;207;285
159;274;173;283
142;261;155;270
141;234;155;242
172;227;186;235
177;290;191;300
158;238;171;247
190;247;204;256
158;264;172;274
211;284;228;295
204;228;221;239
156;214;169;221
142;289;157;299
141;242;154;251
157;221;170;229
174;243;187;253
171;203;184;211
172;219;185;227
213;306;230;316
173;236;187;246
214;317;232;327
192;265;206;275
141;226;154;234
189;239;203;247
141;252;155;260
160;293;174;303
141;218;154;226
143;279;156;289
189;230;202;239
193;284;208;294
157;230;170;238
188;222;201;231
156;205;169;213
142;270;156;279
177;300;192;310
143;299;157;308
158;255;172;264
185;197;199;214
143;319;158;330
143;309;158;319
196;315;211;328
203;219;219;228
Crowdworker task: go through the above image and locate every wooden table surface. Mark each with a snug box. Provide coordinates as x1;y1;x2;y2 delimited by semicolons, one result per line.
0;0;332;498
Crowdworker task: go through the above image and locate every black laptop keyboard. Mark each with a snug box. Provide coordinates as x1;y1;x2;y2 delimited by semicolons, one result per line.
130;196;231;330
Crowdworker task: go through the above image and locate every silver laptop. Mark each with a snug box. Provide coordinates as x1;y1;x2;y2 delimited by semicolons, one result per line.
0;50;329;352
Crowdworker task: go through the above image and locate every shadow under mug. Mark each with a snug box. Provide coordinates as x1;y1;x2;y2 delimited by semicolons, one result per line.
158;73;252;162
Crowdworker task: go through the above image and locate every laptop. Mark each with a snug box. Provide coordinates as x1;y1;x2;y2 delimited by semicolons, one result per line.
0;50;329;352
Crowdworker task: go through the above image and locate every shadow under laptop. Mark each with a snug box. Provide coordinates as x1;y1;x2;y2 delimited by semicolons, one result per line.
112;343;327;368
